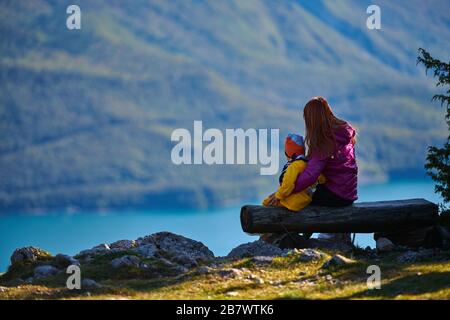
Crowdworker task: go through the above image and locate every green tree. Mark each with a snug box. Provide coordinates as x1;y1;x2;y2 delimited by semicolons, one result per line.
417;48;450;212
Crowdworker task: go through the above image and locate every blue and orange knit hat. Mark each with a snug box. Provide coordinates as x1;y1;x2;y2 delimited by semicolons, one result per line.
285;133;305;158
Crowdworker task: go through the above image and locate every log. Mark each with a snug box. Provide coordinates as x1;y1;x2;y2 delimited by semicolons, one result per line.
240;198;439;234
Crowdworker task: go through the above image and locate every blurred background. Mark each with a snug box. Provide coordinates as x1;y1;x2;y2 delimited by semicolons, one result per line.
0;0;449;270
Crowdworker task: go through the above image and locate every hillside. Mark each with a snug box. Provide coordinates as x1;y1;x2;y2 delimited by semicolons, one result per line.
0;0;449;211
1;232;450;300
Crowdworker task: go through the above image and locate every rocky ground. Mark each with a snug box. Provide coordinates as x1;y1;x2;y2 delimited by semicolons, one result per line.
1;231;450;300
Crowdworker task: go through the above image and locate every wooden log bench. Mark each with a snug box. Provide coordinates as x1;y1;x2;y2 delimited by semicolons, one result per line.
240;198;439;235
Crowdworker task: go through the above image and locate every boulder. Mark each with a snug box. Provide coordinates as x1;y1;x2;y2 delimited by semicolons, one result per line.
297;249;325;262
227;240;287;259
137;232;214;267
196;266;214;275
397;250;419;263
132;243;157;258
53;254;80;268
10;247;52;265
248;274;265;284
321;254;356;269
138;257;188;275
81;278;101;289
109;240;137;251
218;268;245;279
24;277;34;284
376;237;396;252
171;254;198;268
252;256;274;264
76;243;110;258
34;265;60;279
110;255;140;268
399;249;435;263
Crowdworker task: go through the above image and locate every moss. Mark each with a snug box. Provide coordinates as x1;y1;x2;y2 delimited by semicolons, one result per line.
77;251;183;281
0;254;54;284
0;263;35;283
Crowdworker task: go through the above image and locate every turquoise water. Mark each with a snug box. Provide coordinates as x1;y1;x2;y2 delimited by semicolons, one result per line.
0;179;442;272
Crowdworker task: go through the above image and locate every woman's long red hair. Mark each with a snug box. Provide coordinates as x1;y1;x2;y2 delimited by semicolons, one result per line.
303;97;346;157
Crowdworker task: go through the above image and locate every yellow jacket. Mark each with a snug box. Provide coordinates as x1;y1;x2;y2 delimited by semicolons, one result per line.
263;159;325;212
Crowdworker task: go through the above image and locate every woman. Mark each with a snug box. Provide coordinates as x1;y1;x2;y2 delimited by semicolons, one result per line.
268;96;357;243
294;96;357;206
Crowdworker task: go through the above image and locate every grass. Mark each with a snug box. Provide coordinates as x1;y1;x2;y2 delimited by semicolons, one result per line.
1;249;449;300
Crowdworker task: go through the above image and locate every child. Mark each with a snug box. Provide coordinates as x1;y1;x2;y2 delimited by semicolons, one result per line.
263;133;325;211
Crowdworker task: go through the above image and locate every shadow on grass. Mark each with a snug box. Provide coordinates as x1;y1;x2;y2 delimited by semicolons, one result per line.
0;264;196;300
0;275;193;300
343;271;450;299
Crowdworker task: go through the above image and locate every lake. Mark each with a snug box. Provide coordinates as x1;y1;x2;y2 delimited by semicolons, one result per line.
0;179;442;272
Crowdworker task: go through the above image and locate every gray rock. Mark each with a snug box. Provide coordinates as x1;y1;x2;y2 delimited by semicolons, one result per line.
137;232;214;267
159;257;189;274
294;279;317;287
110;240;137;251
0;286;9;293
132;243;157;257
81;278;101;289
286;248;300;256
297;249;325;262
173;265;189;274
321;254;356;269
34;265;60;278
171;254;198;268
247;273;265;284
110;255;140;268
324;274;339;284
196;266;214;275
270;279;284;286
77;243;110;258
397;250;419;263
10;247;51;265
253;277;264;284
136;256;186;276
97;243;110;250
376;237;396;252
218;268;245;279
252;256;274;264
227;240;287;259
139;263;150;270
53;254;80;268
158;257;176;266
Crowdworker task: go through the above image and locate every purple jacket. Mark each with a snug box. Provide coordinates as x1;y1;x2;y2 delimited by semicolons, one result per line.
294;123;358;201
